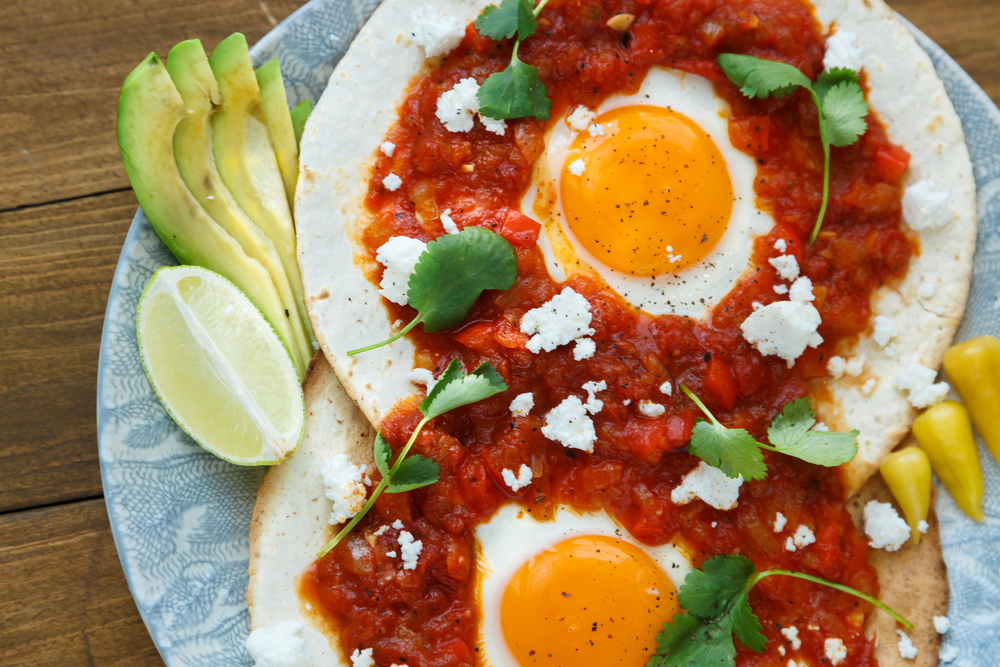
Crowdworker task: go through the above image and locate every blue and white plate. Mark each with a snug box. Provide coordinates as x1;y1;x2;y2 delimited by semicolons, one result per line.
96;4;1000;665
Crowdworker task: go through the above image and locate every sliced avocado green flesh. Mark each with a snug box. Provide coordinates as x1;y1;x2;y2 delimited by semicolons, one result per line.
166;40;313;367
116;53;307;378
208;33;315;350
290;99;312;147
256;58;299;210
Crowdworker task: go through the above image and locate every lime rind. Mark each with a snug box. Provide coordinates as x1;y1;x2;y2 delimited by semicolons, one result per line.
137;265;305;466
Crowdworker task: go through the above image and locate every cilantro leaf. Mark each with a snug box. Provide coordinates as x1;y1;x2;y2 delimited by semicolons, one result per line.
813;67;860;102
716;53;811;100
386;454;439;493
421;359;508;419
731;594;765;652
820;81;869;147
650;612;736;667
766;398;858;467
475;0;536;41
374;431;392;478
477;53;552;120
679;555;755;619
348;227;517;355
688;421;768;481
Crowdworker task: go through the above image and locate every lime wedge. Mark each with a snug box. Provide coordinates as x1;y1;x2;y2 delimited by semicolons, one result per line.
137;265;304;465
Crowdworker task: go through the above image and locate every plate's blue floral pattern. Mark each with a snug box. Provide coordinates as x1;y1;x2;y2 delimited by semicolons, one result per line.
96;5;999;665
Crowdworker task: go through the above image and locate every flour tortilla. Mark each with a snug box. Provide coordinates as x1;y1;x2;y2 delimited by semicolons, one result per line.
249;357;948;666
295;0;976;499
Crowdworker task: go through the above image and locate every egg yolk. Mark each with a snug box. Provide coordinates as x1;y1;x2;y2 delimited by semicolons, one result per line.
499;535;680;666
559;105;734;276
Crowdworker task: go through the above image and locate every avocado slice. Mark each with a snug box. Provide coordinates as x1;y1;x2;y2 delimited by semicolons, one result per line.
255;58;298;210
290;99;312;147
208;33;315;350
166;40;313;368
117;53;307;377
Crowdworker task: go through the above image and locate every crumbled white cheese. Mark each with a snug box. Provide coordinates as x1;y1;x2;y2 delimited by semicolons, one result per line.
778;646;786;656
785;536;796;552
246;620;312;667
940;645;959;663
436;77;480;132
567;105;597;131
542;395;597;452
407;368;437;395
376;236;426;306
774;284;789;295
813;421;829;432
568;158;586;176
520;287;595;353
918;282;937;299
792;524;816;549
823;31;866;71
510;392;534;417
481;115;507;135
918;520;929;534
440;208;459;234
934;615;951;634
769;254;800;282
382;173;403;191
582;380;607;414
873;315;898;347
352;647;375;667
827;356;846;378
896;630;918;660
398;530;423;570
829;354;865;378
374;525;389;537
320;454;368;524
380;141;396;157
781;626;802;650
588;123;605;137
502;464;533;492
574;337;596;360
660;381;673;396
885;343;897;357
892;362;950;408
789;276;815;303
741;300;823;366
861;378;876;395
787;660;801;667
774;512;788;533
385;550;397;558
410;4;465;58
638;400;666;417
774;239;788;253
670;462;743;511
864;500;910;551
392;519;404;530
903;180;953;230
825;637;848;666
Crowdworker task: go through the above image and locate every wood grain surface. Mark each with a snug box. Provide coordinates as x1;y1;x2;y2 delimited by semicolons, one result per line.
0;0;997;664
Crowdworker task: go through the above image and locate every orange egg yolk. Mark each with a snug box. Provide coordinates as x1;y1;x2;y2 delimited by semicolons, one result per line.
499;535;680;667
559;105;734;276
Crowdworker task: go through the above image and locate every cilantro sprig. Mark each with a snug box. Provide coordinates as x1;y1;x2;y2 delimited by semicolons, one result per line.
717;54;869;244
349;226;517;355
474;0;553;120
682;386;858;480
317;360;507;557
649;555;911;667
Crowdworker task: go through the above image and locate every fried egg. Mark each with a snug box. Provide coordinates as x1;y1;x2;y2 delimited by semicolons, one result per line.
523;67;775;317
475;503;693;667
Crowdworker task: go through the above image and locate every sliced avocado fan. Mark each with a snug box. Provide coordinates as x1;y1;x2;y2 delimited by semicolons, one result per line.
256;58;299;210
116;54;308;378
208;33;316;351
165;39;313;369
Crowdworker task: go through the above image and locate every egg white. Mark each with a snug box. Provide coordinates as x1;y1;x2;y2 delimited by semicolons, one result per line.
474;503;693;667
522;66;775;318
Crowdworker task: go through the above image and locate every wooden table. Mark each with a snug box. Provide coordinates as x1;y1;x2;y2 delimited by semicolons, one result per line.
0;0;997;664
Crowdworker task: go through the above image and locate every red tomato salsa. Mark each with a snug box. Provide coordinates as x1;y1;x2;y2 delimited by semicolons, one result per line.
306;0;914;666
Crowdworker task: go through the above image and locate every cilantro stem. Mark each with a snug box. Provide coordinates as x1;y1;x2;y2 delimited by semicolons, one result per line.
316;415;432;557
532;0;551;17
347;317;422;356
809;89;831;246
750;570;913;629
681;385;720;426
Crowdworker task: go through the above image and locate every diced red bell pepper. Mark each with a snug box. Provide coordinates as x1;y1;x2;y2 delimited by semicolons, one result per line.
731;116;770;153
704;356;739;412
499;211;541;248
873;143;911;183
454;322;494;352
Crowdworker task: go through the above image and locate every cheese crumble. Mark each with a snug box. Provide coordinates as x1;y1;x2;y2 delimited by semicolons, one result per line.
788;276;815;303
398;530;423;570
824;637;848;666
769;254;800;282
781;626;802;650
351;647;376;667
380;141;396;157
864;500;910;551
542;395;597;452
892;362;950;408
375;236;426;306
382;172;403;191
773;512;788;533
873;315;898;347
792;524;816;549
823;31;866;71
502;464;533;492
407;368;437;395
934;615;951;634
436;77;480;132
827;354;865;379
320;454;369;524
638;400;666;417
246;620;312;667
440;208;459;234
520;287;595;354
582;380;607;414
670;461;743;511
903;179;953;230
568;158;586;176
740;300;823;366
588;123;605;137
410;4;465;58
509;392;534;417
896;629;919;659
574;337;596;360
566;105;597;131
659;380;673;396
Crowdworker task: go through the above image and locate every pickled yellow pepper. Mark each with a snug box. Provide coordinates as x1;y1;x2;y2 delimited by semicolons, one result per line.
944;335;1000;463
912;401;985;521
880;448;932;544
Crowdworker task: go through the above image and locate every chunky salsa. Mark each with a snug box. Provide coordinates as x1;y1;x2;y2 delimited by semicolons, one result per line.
305;0;913;665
